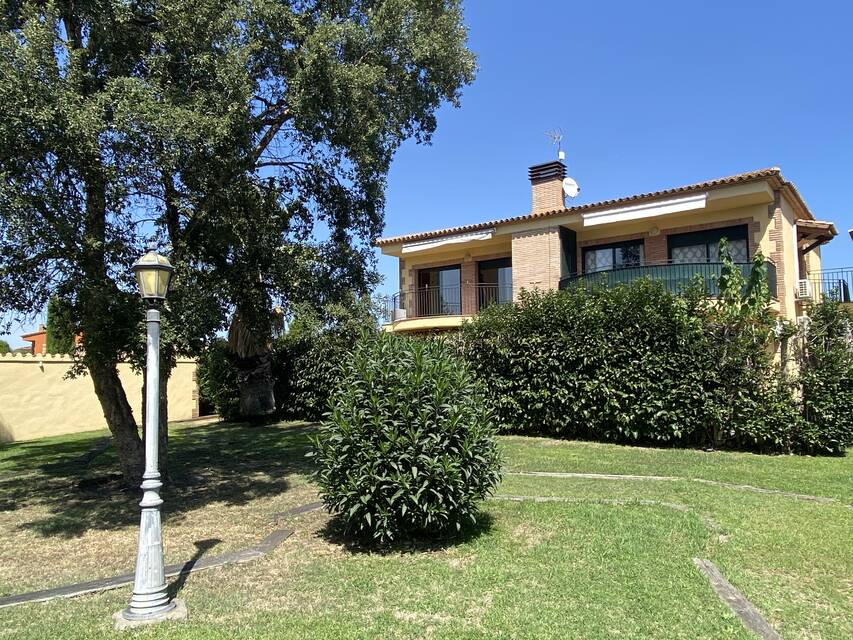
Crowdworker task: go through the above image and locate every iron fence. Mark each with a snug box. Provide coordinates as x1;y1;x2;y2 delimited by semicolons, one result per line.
381;283;513;324
559;260;778;297
802;268;852;303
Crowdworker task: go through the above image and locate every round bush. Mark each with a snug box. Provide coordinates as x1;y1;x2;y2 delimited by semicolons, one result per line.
310;332;502;544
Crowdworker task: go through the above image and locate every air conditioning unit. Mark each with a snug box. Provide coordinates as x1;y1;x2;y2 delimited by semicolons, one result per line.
392;308;407;322
796;279;813;300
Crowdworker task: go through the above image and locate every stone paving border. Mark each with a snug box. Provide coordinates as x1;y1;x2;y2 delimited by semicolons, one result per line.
506;471;844;506
0;501;325;609
490;494;724;534
510;470;679;482
693;558;783;640
493;494;780;637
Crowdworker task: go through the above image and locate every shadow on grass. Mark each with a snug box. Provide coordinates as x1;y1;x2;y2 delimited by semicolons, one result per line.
168;538;222;599
318;511;495;556
0;421;319;539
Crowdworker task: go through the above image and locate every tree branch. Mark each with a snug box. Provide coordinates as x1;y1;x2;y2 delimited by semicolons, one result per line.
252;110;293;164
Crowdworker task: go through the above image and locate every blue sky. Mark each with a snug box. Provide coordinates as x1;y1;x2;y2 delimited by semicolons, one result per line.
377;0;852;295
4;1;851;347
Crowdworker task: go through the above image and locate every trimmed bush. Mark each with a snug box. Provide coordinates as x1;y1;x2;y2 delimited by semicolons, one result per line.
310;332;502;544
798;300;853;454
458;247;831;453
461;280;712;445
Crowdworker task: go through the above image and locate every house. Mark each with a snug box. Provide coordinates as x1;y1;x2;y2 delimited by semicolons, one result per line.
377;161;847;332
20;325;47;355
20;325;83;355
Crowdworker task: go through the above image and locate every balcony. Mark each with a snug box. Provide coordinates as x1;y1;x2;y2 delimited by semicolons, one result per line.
799;268;853;304
558;261;778;297
381;283;513;329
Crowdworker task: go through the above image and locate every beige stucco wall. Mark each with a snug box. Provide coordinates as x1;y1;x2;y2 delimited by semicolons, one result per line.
0;354;198;443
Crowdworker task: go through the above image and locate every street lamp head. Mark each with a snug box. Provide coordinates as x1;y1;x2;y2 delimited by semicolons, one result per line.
131;248;174;302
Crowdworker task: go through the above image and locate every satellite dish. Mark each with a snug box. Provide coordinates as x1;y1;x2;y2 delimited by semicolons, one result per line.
562;176;580;198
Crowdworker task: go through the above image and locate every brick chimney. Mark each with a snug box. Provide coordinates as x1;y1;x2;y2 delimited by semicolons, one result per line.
528;160;566;214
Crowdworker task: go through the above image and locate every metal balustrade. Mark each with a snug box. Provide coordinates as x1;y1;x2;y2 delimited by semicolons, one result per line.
801;268;853;303
381;283;513;324
558;261;778;297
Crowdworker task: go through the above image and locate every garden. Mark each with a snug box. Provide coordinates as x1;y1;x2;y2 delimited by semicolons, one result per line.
1;418;850;639
2;260;851;638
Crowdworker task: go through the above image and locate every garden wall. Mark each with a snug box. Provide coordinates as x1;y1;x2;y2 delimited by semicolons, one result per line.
0;353;198;443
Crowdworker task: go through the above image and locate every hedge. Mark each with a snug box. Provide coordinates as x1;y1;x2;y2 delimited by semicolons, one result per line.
458;250;852;454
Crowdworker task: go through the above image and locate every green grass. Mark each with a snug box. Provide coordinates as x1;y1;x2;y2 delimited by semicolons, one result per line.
502;435;853;503
0;421;850;639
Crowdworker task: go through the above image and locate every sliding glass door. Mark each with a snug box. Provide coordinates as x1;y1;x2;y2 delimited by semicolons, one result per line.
415;266;461;316
477;258;512;309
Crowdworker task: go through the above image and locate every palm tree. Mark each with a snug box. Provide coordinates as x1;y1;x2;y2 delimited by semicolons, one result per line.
227;307;284;418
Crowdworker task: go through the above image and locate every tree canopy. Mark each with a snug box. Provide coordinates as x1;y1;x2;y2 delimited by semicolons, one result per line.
0;0;476;483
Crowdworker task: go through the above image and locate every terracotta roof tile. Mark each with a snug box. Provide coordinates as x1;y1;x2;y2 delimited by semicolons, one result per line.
376;167;814;247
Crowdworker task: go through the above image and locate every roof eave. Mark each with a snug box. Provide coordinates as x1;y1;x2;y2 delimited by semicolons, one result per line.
375;167;819;247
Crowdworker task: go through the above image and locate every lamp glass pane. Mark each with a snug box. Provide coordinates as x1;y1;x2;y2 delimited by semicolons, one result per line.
156;268;171;298
138;268;159;298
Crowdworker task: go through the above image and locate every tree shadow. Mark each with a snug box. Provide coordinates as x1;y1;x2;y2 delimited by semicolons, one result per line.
318;511;495;556
1;421;319;538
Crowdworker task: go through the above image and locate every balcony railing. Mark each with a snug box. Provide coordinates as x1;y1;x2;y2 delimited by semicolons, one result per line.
381;283;513;324
559;261;778;297
800;268;853;303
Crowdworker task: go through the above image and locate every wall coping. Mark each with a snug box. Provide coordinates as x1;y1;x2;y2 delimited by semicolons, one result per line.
0;352;196;364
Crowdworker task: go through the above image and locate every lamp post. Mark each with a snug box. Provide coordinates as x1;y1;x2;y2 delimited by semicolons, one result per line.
115;247;184;627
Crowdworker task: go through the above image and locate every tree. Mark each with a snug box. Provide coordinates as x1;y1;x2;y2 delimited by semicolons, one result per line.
0;339;9;355
0;1;476;483
149;0;477;415
45;296;76;354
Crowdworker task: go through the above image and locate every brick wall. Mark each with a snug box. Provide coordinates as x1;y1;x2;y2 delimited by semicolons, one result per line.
768;206;787;311
511;226;562;299
460;261;477;315
531;179;565;214
645;233;667;264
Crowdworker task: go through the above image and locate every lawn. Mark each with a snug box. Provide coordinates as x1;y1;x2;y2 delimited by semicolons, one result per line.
0;420;850;639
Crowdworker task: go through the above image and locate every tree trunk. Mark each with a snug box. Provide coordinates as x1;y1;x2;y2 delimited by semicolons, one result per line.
234;350;276;418
90;361;144;486
228;310;276;418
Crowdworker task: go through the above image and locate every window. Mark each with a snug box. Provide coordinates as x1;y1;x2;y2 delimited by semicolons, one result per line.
583;240;645;273
668;225;749;264
477;258;512;308
415;265;461;315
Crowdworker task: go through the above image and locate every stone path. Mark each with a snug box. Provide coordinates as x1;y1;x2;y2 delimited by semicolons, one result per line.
493;493;782;639
0;501;324;609
693;558;783;640
506;470;843;506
